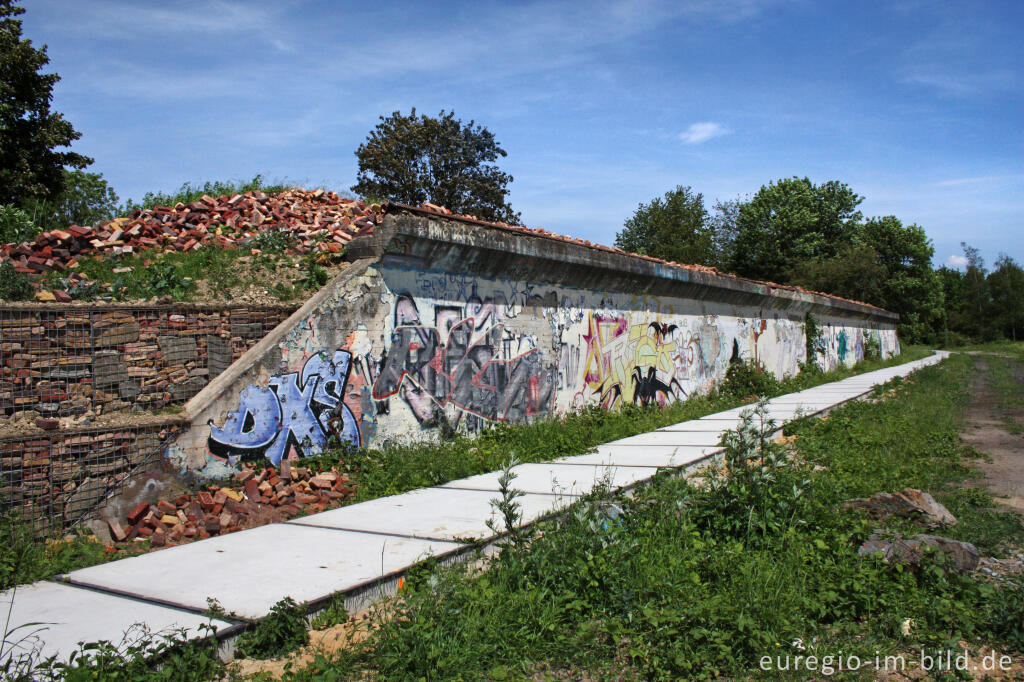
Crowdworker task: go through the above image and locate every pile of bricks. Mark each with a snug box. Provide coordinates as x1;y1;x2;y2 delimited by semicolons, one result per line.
1;189;382;279
108;462;356;548
1;306;294;420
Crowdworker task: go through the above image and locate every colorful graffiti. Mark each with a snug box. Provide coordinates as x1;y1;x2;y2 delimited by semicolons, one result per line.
579;314;686;407
198;264;900;470
208;349;360;465
372;295;557;425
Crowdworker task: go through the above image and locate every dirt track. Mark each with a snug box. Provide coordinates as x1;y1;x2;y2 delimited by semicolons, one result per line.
961;355;1024;515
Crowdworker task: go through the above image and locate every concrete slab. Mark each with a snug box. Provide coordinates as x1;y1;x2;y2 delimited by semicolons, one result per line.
0;582;232;663
64;524;462;620
657;420;738;433
611;430;727;447
287;487;577;541
438;462;658;496
554;444;718;469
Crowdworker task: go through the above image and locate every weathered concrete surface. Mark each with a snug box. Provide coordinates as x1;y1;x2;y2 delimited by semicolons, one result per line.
555;444;721;468
287;487;578;541
63;524;462;620
0;582;232;663
166;207;901;478
611;430;727;447
438;462;658;496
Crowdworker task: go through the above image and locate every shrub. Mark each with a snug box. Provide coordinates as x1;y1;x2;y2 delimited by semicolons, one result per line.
804;313;825;364
863;331;881;360
692;400;809;540
717;359;779;401
235;597;309;659
0;204;39;245
0;261;34;301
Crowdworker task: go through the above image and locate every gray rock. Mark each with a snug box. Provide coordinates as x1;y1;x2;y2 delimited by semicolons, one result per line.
859;532;979;572
843;488;957;526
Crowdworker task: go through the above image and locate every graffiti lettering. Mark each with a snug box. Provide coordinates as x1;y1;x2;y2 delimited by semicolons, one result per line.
372;296;557;425
208;350;360;465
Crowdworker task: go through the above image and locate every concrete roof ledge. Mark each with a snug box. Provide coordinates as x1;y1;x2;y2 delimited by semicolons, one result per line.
347;206;898;324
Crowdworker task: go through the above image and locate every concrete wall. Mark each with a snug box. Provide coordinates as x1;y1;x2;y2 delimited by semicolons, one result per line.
173;207;899;474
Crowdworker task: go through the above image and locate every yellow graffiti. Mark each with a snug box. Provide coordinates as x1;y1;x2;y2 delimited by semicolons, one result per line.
581;313;681;406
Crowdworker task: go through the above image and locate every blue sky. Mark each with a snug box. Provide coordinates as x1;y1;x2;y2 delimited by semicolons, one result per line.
22;0;1023;269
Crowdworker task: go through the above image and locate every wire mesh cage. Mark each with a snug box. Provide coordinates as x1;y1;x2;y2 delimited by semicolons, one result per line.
0;304;295;420
0;422;185;536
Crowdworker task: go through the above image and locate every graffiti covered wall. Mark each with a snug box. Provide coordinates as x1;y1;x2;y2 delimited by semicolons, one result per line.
175;209;900;472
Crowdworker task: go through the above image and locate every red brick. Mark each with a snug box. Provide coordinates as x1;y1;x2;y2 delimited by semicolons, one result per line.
127;501;150;526
197;490;214;511
244;479;260;501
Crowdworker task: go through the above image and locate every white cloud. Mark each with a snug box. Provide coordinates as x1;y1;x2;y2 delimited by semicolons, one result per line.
933;175;1018;187
679;121;730;144
945;254;969;269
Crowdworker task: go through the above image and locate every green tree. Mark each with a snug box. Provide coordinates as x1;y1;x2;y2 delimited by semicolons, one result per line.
352;109;520;224
614;185;714;264
855;216;943;344
960;242;991;340
987;254;1024;341
27;168;118;231
709;198;742;270
788;243;887;304
728;177;863;282
936;265;967;345
0;1;91;206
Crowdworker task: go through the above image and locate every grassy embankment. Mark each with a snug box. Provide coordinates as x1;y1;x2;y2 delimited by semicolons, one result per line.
261;349;1024;681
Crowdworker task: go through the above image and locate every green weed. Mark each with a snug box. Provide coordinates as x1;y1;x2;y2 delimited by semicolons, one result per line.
235;597;309;660
310;596;349;631
0;509;126;591
486;457;526;551
0;260;33;301
273;351;1024;680
2;621;224;682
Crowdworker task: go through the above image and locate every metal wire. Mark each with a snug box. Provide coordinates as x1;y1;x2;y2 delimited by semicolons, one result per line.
1;303;295;535
1;304;295;420
0;422;185;536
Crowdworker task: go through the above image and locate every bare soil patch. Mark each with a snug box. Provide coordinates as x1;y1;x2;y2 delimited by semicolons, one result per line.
961;356;1024;514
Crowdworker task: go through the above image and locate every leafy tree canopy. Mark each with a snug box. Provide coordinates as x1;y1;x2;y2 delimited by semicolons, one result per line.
352;108;520;225
0;0;91;206
614;185;715;265
728;177;863;282
27;169;118;232
988;254;1024;341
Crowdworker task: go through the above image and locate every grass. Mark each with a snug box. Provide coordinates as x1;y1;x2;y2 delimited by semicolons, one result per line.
269;351;1024;681
0;512;142;592
979;348;1024;434
42;241;327;302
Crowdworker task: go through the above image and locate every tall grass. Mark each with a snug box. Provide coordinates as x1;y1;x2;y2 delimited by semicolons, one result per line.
278;351;1024;681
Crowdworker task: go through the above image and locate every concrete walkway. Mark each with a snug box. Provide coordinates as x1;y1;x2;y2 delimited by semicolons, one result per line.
2;352;948;663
